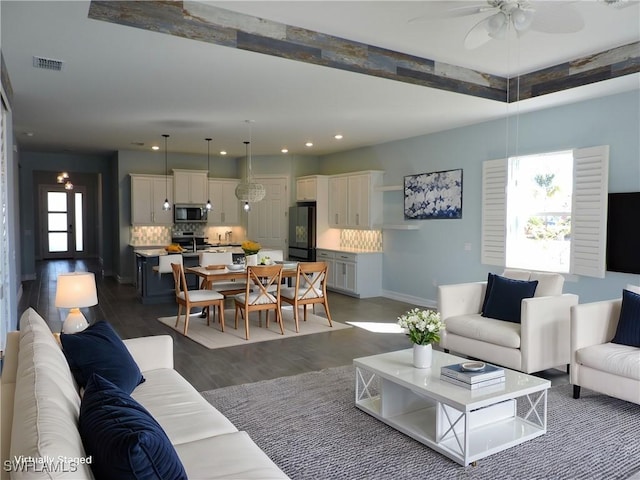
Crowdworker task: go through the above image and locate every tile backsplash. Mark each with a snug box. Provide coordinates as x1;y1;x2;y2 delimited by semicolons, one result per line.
129;226;171;246
340;229;383;251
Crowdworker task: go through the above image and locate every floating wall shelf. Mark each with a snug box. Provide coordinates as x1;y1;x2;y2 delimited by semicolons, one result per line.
376;224;420;230
375;185;402;192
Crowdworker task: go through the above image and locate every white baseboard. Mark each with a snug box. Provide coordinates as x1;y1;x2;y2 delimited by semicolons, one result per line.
380;289;437;309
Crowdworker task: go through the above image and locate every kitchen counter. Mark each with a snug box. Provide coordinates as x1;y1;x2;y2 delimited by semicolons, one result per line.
316;247;382;254
134;246;244;258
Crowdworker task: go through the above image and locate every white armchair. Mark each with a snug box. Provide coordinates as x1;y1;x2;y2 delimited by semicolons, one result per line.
438;270;579;374
570;297;640;404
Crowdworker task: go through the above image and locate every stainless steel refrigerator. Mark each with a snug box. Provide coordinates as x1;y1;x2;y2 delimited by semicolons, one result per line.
288;204;316;262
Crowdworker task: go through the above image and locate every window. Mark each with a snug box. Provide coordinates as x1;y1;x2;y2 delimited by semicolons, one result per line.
506;151;573;272
482;145;609;278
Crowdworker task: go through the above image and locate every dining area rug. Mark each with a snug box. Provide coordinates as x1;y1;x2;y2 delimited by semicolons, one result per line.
157;306;350;349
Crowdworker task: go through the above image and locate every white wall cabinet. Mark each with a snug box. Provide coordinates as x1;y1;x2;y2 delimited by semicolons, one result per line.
328;176;348;228
130;174;173;225
316;249;382;298
296;176;320;201
207;178;240;226
173;169;208;204
328;171;383;229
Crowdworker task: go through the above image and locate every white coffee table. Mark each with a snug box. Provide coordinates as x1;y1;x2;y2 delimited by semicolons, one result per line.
353;349;550;466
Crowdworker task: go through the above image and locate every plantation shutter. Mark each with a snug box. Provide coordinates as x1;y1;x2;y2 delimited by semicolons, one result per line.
570;145;609;278
481;158;507;266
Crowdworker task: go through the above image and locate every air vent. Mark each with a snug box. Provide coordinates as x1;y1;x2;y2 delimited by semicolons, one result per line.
33;56;64;71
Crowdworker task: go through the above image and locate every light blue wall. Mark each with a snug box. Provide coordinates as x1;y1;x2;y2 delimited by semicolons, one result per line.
320;90;640;304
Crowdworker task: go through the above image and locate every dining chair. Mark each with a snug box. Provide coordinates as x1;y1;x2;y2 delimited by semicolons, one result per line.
199;251;247;297
233;264;284;340
171;263;225;335
280;261;333;333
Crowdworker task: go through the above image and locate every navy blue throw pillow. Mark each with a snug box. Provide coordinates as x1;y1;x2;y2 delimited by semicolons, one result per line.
612;289;640;348
481;274;538;323
61;321;144;394
80;374;187;480
481;273;496;314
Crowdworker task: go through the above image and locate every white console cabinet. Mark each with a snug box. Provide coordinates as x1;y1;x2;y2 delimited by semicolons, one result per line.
207;178;240;225
316;249;381;298
130;174;174;225
173;169;208;204
328;171;383;229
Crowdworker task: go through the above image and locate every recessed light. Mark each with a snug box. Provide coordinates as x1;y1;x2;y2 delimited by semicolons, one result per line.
281;148;289;154
334;134;343;140
305;142;313;147
220;151;227;155
25;132;34;137
151;145;160;151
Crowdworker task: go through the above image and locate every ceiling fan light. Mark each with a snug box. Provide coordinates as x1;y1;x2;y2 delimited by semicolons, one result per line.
512;8;533;31
486;11;507;36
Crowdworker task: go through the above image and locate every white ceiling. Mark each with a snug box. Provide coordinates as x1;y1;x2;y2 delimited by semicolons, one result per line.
2;1;639;157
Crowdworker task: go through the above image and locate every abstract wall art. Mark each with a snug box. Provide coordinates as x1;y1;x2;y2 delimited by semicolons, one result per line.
404;168;463;219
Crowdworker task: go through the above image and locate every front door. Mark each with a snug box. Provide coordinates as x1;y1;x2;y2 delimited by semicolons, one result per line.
40;185;87;259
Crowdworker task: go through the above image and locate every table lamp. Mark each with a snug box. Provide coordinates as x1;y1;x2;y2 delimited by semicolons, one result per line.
55;272;98;334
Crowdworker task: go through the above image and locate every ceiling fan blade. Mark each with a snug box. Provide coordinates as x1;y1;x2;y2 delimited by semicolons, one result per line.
408;2;490;23
529;3;584;34
464;16;494;50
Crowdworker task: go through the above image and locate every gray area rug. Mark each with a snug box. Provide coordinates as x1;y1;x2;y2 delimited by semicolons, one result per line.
201;365;640;480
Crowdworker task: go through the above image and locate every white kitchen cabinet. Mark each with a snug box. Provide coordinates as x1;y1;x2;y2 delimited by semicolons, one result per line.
317;249;382;298
207;178;240;225
173;169;208;204
329;171;383;229
130;174;173;225
316;249;336;288
328;176;348;228
296;175;327;202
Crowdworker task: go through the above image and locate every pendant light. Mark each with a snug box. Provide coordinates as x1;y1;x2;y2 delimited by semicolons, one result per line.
205;138;212;211
235;120;265;212
162;134;171;211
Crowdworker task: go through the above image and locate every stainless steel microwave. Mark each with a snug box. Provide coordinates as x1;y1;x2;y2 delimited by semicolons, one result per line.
174;205;207;223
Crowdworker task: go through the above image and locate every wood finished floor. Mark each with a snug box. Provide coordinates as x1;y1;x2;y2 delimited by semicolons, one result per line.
17;259;569;392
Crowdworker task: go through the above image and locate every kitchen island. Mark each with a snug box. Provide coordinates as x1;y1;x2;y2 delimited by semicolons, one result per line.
134;246;245;304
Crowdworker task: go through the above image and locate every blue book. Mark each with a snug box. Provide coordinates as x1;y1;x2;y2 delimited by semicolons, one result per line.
440;362;504;384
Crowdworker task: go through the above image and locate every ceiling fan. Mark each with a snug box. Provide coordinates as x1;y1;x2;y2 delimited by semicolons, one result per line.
411;1;586;50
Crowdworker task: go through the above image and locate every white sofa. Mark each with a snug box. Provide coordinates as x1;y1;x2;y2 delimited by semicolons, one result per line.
570;298;640;405
438;270;579;374
0;308;289;479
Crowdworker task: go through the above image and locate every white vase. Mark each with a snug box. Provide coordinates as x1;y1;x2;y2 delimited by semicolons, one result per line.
245;254;258;266
413;343;432;369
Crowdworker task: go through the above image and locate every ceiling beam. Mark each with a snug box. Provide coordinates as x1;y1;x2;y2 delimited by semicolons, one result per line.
88;1;639;104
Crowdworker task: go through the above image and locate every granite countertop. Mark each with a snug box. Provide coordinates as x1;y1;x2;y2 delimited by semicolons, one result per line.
134;246;244;258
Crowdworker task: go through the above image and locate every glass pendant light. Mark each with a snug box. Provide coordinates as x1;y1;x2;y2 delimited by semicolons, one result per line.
205;138;212;211
162;134;171;211
235;120;265;209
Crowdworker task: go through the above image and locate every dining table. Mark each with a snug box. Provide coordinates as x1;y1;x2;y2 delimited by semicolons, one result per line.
185;263;299;290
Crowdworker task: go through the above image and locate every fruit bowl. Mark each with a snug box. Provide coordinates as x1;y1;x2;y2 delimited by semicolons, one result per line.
226;264;244;271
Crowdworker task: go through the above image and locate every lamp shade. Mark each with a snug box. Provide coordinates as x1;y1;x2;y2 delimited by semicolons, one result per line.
55;272;98;309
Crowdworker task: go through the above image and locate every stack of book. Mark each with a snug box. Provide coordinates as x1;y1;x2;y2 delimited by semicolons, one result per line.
440;363;505;390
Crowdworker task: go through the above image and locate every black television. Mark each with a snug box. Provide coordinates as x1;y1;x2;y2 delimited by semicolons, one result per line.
606;192;640;274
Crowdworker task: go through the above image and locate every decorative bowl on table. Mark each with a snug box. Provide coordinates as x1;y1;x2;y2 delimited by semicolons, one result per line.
226;264;244;271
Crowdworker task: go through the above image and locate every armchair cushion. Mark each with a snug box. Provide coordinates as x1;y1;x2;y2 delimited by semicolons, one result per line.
575;342;640;381
482;274;538;323
444;314;521;348
612;289;640;348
